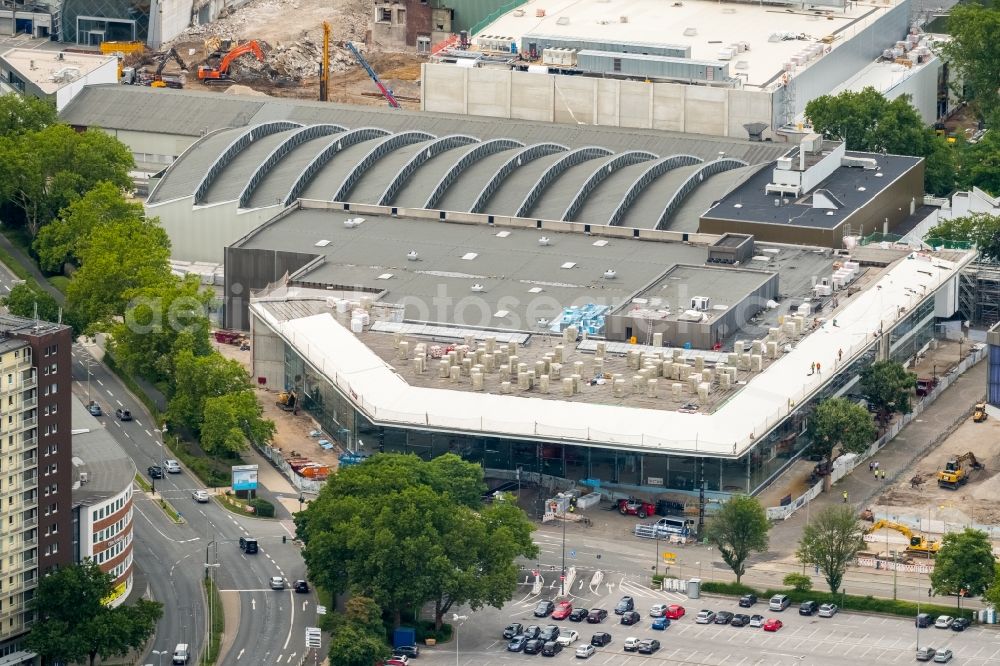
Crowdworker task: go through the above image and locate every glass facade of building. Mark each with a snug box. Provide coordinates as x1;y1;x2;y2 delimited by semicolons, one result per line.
62;0;149;44
282;295;938;497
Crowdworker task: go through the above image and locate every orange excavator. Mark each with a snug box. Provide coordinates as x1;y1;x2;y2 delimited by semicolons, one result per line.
197;40;265;82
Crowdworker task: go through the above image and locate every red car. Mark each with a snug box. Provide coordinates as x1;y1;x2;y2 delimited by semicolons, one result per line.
763;618;783;632
665;605;686;620
618;498;655;519
552;601;573;620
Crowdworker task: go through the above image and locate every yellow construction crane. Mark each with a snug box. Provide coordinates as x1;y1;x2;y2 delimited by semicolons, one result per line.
864;520;940;556
938;451;985;489
320;22;330;102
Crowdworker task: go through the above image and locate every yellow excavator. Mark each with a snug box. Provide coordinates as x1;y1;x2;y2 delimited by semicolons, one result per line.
276;390;297;411
973;402;988;423
938;451;985;489
864;519;940;556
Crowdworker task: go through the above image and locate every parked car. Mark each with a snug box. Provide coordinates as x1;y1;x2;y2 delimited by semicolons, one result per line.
614;596;635;615
620;611;640;626
933;649;953;663
522;626;541;640
388;656;408;666
649;603;668;617
915;646;937;662
569;608;589;622
87;403;102;416
637;639;660;654
695;610;716;624
818;603;838;618
590;632;611;647
951;617;971;632
798;601;819;616
749;615;765;628
395;646;419;659
617;498;655;518
730;614;751;627
934;615;954;629
507;636;527;652
523;639;544;655
552;601;573;620
534;600;555;617
115;408;132;421
586;609;608;624
192;490;210;503
623;637;641;652
293;580;309;593
769;595;791;611
651;616;671;630
556;630;579;647
665;604;686;619
269;576;285;590
239;537;258;554
539;625;560;642
915;613;934;628
147;465;164;479
763;618;784;632
163;459;181;474
541;641;562;657
503;623;524;639
714;611;734;625
575;644;596;659
738;594;757;608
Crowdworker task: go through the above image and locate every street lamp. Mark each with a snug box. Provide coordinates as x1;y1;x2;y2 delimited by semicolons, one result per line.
454;614;467;666
151;649;167;666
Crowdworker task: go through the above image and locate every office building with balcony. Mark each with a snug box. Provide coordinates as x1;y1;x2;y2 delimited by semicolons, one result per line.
0;315;72;665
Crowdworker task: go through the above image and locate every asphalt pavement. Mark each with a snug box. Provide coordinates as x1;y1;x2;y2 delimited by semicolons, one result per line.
70;341;321;665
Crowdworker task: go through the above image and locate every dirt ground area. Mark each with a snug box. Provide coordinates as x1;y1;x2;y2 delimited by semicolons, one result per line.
156;0;424;107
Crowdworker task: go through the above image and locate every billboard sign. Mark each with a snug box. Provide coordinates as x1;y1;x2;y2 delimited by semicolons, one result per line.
232;464;259;491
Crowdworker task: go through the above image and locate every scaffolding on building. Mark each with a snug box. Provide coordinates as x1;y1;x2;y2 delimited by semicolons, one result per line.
971;262;1000;327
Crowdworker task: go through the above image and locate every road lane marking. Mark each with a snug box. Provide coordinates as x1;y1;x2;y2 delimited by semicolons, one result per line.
283;589;296;650
236;649;244;660
136;419;143;426
276;656;283;663
145;429;152;437
97;379;104;386
116;399;123;407
251;598;256;610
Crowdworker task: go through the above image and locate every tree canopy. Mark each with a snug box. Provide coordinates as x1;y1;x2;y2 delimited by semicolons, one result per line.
806;397;876;471
942;3;1000;118
805;87;955;195
1;283;60;322
167;349;252;434
796;505;864;593
296;453;538;629
201;389;276;456
325;597;391;666
925;212;1000;262
860;360;917;426
704;494;770;584
0;94;57;137
930;528;996;598
26;561;162;666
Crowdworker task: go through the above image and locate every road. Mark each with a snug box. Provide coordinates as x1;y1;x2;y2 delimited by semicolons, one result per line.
0;255;23;296
70;341;320;665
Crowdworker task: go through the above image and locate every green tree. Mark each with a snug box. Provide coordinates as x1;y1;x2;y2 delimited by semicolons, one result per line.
26;561;162;666
805;87;956;195
66;213;173;328
704;495;770;583
925;212;1000;262
796;505;864;593
167;350;250;433
1;283;60;322
930;528;996;600
0;94;57;137
958;132;1000;196
782;572;813;592
943;3;1000;117
111;275;213;384
200;390;275;456
325;623;391;666
806;398;876;488
982;562;1000;610
296;453;538;629
860;360;917;426
34;181;145;273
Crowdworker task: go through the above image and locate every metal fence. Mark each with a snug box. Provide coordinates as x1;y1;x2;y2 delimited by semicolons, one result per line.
470;0;528;36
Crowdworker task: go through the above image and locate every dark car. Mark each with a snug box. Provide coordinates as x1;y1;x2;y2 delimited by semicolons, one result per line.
951;618;971;632
395;646;420;658
614;596;635;615
147;465;164;479
538;625;560;642
523;639;545;655
239;537;258;554
534;600;555;617
590;633;612;647
714;611;734;625
620;611;640;626
541;641;562;657
293;580;309;593
569;608;589;622
799;601;819;616
115;408;132;421
730;613;751;627
507;636;528;652
587;609;608;624
637;639;660;655
738;594;758;608
523;625;541;641
503;623;524;639
916;613;934;628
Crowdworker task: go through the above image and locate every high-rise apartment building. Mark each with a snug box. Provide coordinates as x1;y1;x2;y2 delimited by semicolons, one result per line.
0;315;72;665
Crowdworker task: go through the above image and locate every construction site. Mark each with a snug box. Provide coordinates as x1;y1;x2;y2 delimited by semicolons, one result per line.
100;0;424;107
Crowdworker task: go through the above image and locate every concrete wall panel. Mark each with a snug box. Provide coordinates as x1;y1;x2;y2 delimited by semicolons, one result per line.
468;67;511;118
682;86;728;136
509;70;554;122
618;80;653;129
726;88;774;140
652;84;685;133
421;63;468;114
553;76;597;125
595;78;620;126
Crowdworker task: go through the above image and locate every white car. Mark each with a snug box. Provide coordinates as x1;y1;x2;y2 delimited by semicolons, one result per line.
934;616;954;629
623;637;640;652
749;614;765;627
818;603;838;618
556;629;579;646
192;490;210;503
575;644;596;659
163;459;182;474
649;603;668;617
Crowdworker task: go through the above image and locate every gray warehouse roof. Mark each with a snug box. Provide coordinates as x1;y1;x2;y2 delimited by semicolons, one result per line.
71;398;135;505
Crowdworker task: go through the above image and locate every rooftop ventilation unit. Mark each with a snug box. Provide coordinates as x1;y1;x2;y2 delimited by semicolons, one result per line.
538;236;551;246
744;122;768;142
691;296;710;311
471;283;485;292
407;250;419;261
603;269;617;279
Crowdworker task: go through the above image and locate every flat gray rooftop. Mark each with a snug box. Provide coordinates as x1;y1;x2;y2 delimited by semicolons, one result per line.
624;264;773;323
71;398;135;505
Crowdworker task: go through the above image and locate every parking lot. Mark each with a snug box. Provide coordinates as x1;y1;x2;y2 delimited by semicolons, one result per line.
418;570;1000;666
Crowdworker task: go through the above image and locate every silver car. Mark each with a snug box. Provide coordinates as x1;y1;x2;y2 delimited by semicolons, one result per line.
575;644;596;659
269;576;285;590
818;603;838;618
933;648;953;663
192;490;210;503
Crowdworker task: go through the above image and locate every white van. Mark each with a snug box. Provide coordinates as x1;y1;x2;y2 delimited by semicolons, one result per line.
172;644;189;664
